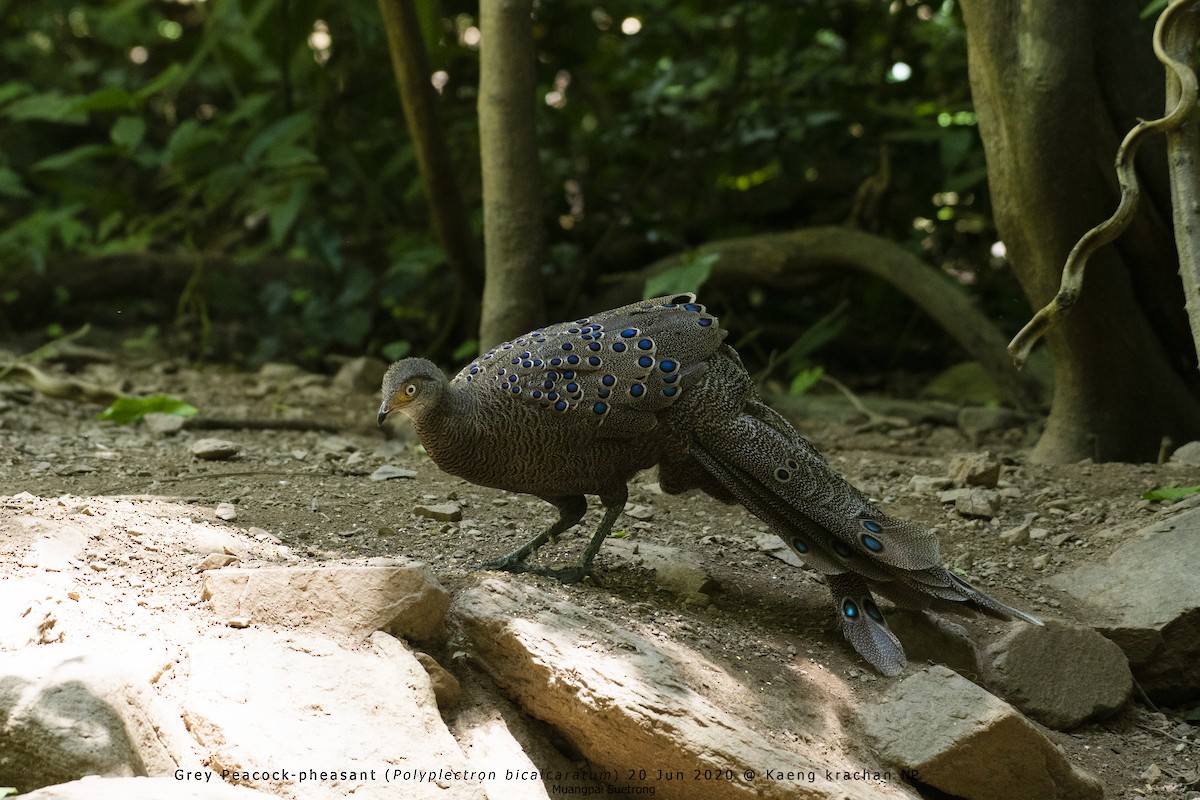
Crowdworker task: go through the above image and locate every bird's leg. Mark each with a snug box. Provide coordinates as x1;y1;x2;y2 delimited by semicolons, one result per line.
531;490;627;585
483;495;587;572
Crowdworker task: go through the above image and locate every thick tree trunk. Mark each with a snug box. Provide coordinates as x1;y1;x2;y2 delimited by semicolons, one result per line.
477;0;547;348
377;0;483;297
961;0;1200;463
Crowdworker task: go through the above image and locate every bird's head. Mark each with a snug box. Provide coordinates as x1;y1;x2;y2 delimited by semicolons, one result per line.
378;357;448;426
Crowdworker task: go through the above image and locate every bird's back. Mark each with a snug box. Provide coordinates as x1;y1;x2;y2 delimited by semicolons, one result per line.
419;294;728;497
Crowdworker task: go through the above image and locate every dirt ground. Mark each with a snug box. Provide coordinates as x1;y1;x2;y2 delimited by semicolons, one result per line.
1;351;1198;799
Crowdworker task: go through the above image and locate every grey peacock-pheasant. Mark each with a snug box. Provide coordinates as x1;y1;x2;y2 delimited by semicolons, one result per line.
378;294;1041;675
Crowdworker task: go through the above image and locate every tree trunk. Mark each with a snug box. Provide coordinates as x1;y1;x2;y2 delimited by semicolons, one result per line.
477;0;547;348
377;0;483;296
960;0;1200;463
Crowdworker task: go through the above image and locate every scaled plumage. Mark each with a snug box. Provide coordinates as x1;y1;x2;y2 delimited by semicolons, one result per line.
379;294;1040;675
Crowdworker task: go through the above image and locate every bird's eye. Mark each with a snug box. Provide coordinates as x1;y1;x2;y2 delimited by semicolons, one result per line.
405;383;417;397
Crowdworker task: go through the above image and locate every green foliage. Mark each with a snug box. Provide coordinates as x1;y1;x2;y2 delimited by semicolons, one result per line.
98;394;199;425
644;251;718;297
2;0;1000;366
1141;486;1200;503
789;365;825;396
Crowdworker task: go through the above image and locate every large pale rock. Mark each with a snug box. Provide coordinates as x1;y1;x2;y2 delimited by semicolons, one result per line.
22;776;276;800
181;629;485;800
0;647;200;793
862;666;1102;800
454;577;917;800
984;618;1132;729
1047;508;1200;703
201;560;449;640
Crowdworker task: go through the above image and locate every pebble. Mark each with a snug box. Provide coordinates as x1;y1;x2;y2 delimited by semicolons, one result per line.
215;502;238;521
196;553;239;571
1170;441;1200;464
227;617;252;629
143;412;185;435
909;475;952;492
948;451;1001;488
248;527;281;544
414;503;463;522
190;438;241;460
370;465;418;481
624;504;655;521
999;523;1031;545
954;488;1000;518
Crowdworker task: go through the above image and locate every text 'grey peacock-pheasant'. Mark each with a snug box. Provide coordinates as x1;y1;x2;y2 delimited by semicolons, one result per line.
378;294;1041;675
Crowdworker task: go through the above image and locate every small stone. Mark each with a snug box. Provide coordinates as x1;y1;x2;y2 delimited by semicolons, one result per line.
317;435;359;454
196;553;239;571
227;617;252;629
215;502;238;521
333;356;389;392
1141;763;1163;784
1029;527;1050;541
948;452;1001;488
909;475;952;492
1050;532;1076;547
248;526;281;544
624;504;655;521
1170;441;1200;465
938;488;972;504
954;488;1001;518
190;438;241;460
1000;523;1031;546
142;412;185;435
371;465;418;482
414;503;463;522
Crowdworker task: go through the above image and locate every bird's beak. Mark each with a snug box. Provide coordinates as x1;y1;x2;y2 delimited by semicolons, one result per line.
377;403;390;426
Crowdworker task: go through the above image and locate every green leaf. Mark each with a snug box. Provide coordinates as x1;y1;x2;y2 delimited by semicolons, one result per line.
644;251;718;297
136;62;183;100
75;86;137;113
244;113;313;166
382;340;411;361
452;339;480;361
32;143;111;172
0;82;31;107
269;182;308;245
111;115;147;150
98;395;199;425
789;365;824;396
0;167;30;198
4;90;88;123
1141;486;1200;502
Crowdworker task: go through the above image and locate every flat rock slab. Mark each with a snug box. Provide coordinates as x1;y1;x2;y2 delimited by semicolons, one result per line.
0;646;199;793
201;560;449;640
22;776;277;800
1047;508;1200;703
862;666;1102;800
454;577;918;800
984;618;1131;729
181;629;485;800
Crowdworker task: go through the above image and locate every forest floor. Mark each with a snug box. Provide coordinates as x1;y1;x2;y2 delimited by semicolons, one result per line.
1;350;1198;800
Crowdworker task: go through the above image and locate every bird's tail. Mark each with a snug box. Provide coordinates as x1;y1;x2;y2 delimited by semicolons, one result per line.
690;398;1040;674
